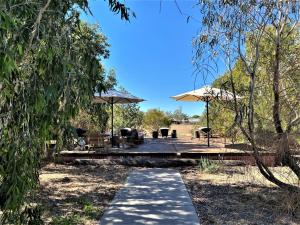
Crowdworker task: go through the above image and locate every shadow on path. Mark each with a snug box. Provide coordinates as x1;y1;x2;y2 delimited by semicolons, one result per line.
99;168;200;225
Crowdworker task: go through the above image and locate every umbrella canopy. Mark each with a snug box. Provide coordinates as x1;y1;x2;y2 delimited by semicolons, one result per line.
171;86;238;147
93;89;144;104
171;86;237;102
93;89;144;147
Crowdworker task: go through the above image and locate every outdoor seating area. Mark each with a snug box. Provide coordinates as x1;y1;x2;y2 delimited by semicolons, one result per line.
3;2;300;225
120;128;145;148
73;127;145;151
55;122;233;158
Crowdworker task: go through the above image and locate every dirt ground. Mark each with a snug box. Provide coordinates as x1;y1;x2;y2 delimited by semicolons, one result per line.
180;165;300;225
39;162;130;225
38;160;300;225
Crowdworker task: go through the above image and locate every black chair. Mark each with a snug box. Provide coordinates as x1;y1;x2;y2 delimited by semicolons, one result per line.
120;128;131;137
160;128;169;138
200;127;212;137
125;129;139;146
76;128;87;137
171;130;177;138
195;130;200;138
152;131;159;139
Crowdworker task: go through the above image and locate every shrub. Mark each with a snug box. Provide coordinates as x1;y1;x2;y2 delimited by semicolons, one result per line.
198;158;220;173
83;202;100;219
143;109;171;131
50;214;82;225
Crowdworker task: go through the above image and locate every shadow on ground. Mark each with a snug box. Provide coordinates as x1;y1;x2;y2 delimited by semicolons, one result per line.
100;168;199;225
39;163;130;224
181;168;300;225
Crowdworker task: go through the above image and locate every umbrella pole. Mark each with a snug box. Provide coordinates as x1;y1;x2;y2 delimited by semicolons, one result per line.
206;100;210;147
111;99;114;147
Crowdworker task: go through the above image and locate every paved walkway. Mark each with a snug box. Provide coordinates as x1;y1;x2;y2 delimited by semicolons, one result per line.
99;168;200;225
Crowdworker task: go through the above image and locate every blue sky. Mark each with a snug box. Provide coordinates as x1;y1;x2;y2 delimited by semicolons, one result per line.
82;0;225;116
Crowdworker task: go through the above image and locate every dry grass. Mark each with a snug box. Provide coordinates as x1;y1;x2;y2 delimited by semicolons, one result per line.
39;162;130;224
36;158;300;225
170;124;195;138
181;164;300;225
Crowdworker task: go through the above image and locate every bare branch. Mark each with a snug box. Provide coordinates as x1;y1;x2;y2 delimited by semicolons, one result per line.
25;0;52;56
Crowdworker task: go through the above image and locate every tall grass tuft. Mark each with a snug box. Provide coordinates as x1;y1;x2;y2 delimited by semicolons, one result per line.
198;158;221;173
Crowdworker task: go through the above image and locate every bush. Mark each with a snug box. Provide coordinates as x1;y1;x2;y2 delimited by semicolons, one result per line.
83;202;100;219
50;214;82;225
198;158;220;173
143;109;171;131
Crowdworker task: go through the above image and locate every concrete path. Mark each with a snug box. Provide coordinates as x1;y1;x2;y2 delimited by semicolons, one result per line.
99;168;200;225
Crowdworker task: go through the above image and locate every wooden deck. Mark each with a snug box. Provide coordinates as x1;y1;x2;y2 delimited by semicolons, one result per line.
58;137;280;166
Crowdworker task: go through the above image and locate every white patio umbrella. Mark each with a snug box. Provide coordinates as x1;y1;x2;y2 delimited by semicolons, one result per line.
93;89;144;147
171;86;238;147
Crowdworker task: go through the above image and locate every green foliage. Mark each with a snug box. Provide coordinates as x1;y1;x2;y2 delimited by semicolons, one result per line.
72;69;117;133
195;0;300;191
83;202;100;219
0;0;131;223
107;0;136;20
76;197;100;220
254;27;300;134
71;109;99;132
166;107;188;122
50;214;82;225
202;29;300;141
50;198;99;224
20;206;44;225
198;158;220;174
109;86;143;131
190;59;250;139
143;109;171;131
112;103;144;131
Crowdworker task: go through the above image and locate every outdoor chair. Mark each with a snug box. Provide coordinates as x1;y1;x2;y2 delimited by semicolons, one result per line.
160;128;169;138
152;131;159;139
111;135;120;148
76;128;87;137
120;128;132;137
74;128;87;150
199;127;212;138
171;130;177;138
86;132;109;150
195;130;200;139
125;129;144;146
120;128;132;148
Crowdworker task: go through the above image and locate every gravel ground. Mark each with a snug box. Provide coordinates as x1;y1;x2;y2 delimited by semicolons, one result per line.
39;162;130;225
180;166;300;225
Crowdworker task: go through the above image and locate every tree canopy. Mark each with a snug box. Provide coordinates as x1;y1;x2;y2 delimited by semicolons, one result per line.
0;0;133;223
143;109;171;132
166;107;189;122
194;0;300;191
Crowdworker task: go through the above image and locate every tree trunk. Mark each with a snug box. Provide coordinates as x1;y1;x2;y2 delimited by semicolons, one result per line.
273;40;284;134
272;34;300;179
242;63;300;192
279;133;300;178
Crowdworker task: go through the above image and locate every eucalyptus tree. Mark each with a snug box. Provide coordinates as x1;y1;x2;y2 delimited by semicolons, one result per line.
194;1;300;191
72;69;118;133
0;0;132;223
166;107;189;122
143;109;171;132
89;69;118;133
